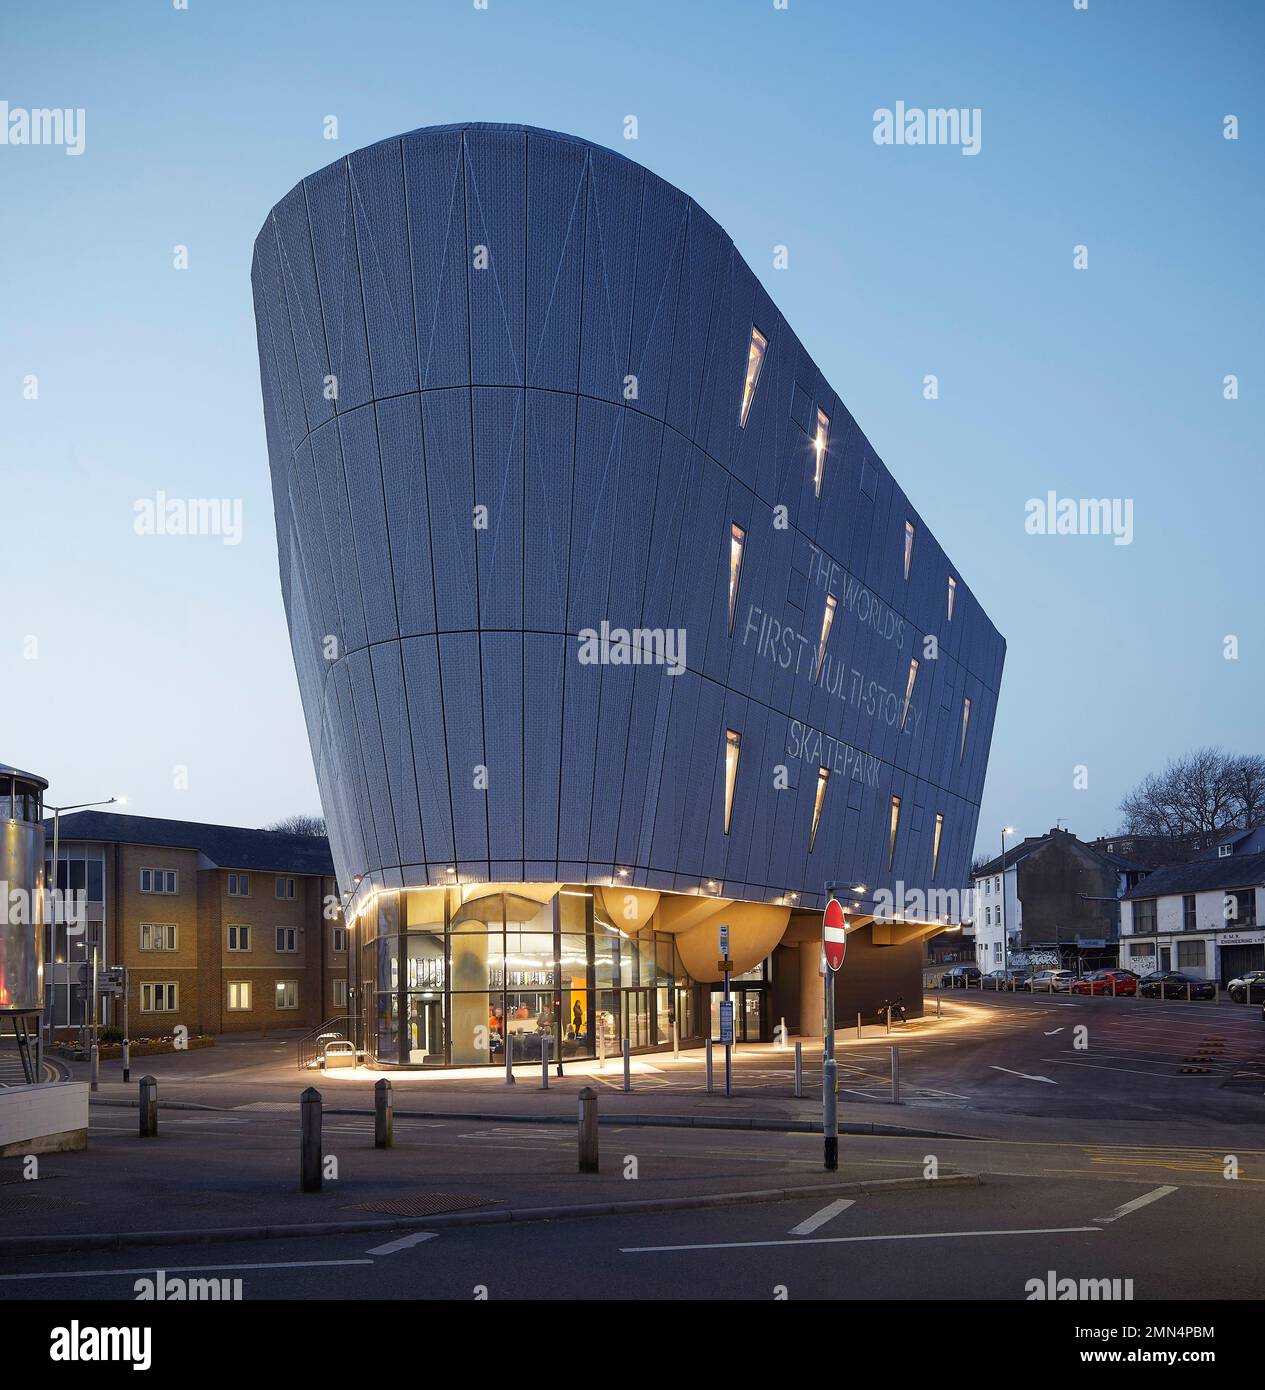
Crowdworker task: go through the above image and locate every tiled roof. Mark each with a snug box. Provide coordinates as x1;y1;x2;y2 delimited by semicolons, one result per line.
1122;851;1265;899
46;811;335;877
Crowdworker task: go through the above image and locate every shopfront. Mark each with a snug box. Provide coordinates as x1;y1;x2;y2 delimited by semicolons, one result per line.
355;884;705;1068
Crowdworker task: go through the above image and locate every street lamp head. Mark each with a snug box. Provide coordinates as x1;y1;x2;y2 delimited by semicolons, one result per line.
1002;826;1015;836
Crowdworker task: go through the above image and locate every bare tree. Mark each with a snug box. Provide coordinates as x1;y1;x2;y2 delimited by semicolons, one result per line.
266;813;327;837
1119;748;1263;836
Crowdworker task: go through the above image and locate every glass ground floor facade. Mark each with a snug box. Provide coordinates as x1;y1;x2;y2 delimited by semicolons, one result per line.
354;884;719;1068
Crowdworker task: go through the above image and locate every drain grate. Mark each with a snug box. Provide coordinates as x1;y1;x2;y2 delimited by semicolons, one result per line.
346;1193;502;1218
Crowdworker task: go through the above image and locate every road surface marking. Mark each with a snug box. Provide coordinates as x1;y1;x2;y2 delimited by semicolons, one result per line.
0;1258;373;1283
366;1231;439;1256
1043;1028;1064;1036
1095;1185;1178;1224
989;1066;1057;1084
622;1225;1101;1254
1045;1058;1212;1080
789;1198;854;1235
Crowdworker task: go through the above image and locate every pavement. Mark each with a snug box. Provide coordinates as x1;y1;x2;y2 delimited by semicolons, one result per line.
5;992;1263;1301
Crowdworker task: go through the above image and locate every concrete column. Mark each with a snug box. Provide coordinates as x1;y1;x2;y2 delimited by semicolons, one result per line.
799;943;824;1038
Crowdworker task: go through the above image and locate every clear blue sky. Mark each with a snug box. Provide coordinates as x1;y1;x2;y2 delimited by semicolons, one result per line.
2;0;1261;858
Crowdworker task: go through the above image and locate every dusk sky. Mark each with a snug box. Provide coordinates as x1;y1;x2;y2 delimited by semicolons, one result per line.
3;0;1261;859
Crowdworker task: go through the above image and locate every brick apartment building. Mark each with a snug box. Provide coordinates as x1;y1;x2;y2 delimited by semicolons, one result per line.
45;812;346;1039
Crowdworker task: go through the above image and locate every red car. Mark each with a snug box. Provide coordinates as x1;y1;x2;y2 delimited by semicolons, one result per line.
1070;969;1137;997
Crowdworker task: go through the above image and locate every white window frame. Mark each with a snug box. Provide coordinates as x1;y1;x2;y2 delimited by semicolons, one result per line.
227;923;251;952
138;922;177;952
275;926;298;953
140;867;177;895
140;982;178;1012
333;979;348;1008
275;876;296;900
227;981;252;1011
228;873;251;897
275;980;299;1010
332;926;347;953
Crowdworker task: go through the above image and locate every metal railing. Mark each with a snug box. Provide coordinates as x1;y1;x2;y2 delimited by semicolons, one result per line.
297;1016;351;1071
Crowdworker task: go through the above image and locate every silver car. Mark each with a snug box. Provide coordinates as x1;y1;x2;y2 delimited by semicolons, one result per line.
1025;969;1076;993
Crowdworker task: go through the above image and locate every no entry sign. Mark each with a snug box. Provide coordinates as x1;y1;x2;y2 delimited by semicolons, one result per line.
823;897;847;972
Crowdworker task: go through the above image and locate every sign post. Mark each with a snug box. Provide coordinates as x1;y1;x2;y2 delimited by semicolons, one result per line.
718;923;733;1097
822;897;847;1171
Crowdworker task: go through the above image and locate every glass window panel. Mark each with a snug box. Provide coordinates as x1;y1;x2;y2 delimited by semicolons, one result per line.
739;326;767;428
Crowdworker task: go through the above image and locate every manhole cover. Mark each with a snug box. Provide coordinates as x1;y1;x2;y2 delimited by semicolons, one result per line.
346;1193;502;1218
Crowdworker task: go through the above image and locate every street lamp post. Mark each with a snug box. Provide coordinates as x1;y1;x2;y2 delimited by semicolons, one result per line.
1000;827;1016;976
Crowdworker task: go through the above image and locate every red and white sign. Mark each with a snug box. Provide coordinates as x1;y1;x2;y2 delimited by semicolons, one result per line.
823;897;847;972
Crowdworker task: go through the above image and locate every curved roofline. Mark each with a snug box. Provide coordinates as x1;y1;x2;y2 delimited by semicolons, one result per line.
0;762;48;790
255;121;665;257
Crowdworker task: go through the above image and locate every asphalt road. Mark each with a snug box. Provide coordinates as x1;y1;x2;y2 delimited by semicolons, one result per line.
3;1169;1260;1301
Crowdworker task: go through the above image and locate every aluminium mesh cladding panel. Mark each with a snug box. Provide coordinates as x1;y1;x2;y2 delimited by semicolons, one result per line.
252;122;1005;911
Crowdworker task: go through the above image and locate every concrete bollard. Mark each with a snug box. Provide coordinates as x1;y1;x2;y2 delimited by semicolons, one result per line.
794;1040;803;1099
300;1086;323;1193
705;1038;714;1094
891;1045;901;1105
622;1037;631;1093
138;1075;158;1138
540;1034;550;1090
374;1077;393;1149
577;1086;599;1173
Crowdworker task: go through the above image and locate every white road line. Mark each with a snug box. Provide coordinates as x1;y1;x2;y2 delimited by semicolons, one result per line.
989;1066;1057;1085
366;1231;439;1256
1095;1185;1178;1224
0;1258;373;1283
789;1198;855;1235
1045;1058;1211;1080
622;1225;1102;1254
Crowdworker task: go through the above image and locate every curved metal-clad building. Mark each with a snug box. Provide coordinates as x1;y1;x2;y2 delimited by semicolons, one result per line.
252;123;1004;1067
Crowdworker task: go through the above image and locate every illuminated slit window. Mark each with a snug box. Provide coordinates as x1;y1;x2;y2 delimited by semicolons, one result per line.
728;523;746;636
815;594;837;681
901;657;918;730
739;327;768;428
809;767;830;851
904;520;915;580
947;575;957;621
723;728;741;834
888;795;902;869
932;812;944;879
960;697;971;762
812;408;830;497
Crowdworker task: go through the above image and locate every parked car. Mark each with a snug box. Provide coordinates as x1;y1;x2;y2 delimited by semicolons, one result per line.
981;969;1031;991
1138;970;1216;1001
1024;969;1076;993
1070;969;1138;997
1226;970;1265;1005
940;965;982;989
